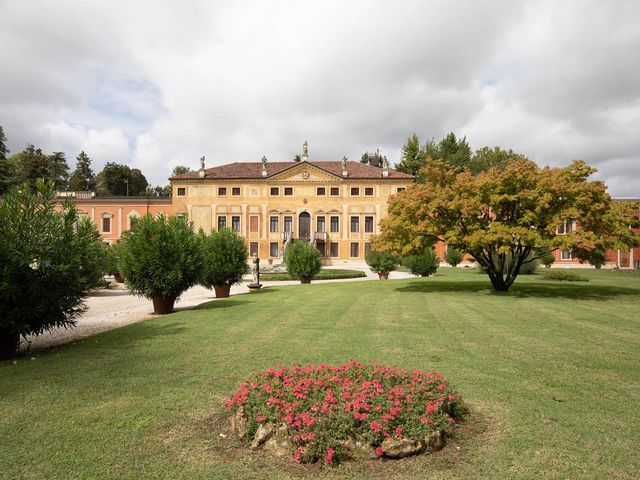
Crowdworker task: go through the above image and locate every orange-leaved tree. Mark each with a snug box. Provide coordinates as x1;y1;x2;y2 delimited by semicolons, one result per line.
374;157;639;292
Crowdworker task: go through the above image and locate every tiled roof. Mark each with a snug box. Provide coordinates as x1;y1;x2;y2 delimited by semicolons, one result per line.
171;160;414;180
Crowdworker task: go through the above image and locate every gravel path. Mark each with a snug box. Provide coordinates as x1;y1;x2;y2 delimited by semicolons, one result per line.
21;267;416;353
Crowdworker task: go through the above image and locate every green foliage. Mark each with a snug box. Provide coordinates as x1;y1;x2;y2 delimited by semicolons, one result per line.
69;151;96;191
283;240;322;280
541;270;589;282
0;126;13;196
171;165;192;177
395;133;423;176
260;269;366;281
540;250;556;267
586;248;607;269
11;145;50;188
117;214;203;300
96;162;148;196
199;228;248;288
102;242;123;276
0;180;105;356
360;150;384;167
444;248;463;267
404;249;440;276
48;152;70;190
365;250;397;273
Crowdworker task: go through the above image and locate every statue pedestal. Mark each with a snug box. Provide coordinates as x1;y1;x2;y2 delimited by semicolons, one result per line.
248;283;263;292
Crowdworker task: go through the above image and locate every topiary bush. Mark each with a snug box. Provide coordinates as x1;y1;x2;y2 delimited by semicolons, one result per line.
199;228;248;297
0;180;106;359
444;248;463;267
117;214;203;313
227;359;464;465
283;241;321;283
404;249;440;276
365;250;397;279
540;250;555;268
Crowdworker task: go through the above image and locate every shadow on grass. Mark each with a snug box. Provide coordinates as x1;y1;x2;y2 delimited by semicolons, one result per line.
192;298;253;311
396;279;640;300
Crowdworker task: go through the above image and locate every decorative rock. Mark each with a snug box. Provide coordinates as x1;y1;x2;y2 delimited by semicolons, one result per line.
343;436;377;459
424;430;445;451
381;437;425;459
263;424;292;457
231;406;248;438
250;422;277;450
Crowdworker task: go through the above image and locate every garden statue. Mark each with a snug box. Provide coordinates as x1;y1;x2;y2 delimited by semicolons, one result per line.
303;140;308;156
200;155;205;170
249;253;262;290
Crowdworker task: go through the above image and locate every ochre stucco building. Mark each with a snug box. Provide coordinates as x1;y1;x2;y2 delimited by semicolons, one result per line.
170;153;414;264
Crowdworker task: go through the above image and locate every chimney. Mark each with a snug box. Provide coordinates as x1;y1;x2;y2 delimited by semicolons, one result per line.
261;155;268;177
199;155;206;178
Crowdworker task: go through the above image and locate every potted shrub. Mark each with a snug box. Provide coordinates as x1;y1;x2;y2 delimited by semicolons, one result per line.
200;228;248;298
365;250;397;279
0;181;105;359
117;214;203;314
102;242;125;282
444;248;463;267
283;241;321;283
540;250;555;268
404;248;440;277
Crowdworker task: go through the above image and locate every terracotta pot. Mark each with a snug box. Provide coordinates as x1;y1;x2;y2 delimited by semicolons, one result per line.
114;272;124;283
378;272;389;280
0;331;20;361
213;284;231;298
152;296;177;315
300;277;311;284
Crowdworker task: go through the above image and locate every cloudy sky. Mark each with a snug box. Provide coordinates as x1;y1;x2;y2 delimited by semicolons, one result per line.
1;0;639;195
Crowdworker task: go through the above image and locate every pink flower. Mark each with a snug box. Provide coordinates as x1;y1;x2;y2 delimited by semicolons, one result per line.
324;447;335;465
437;384;446;391
293;447;304;463
370;420;382;433
375;446;384;457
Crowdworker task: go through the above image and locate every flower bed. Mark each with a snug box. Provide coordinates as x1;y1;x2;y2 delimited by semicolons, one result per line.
227;359;463;465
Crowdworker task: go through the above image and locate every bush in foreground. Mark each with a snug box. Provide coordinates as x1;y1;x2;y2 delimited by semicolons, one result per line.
0;180;105;359
227;360;463;465
404;249;440;276
283;241;321;283
541;270;589;282
365;250;397;279
117;214;203;313
199;228;248;297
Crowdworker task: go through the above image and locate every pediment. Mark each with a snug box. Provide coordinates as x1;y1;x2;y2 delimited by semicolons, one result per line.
269;163;341;182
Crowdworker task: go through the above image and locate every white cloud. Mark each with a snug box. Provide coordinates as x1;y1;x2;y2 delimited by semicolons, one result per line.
0;0;639;194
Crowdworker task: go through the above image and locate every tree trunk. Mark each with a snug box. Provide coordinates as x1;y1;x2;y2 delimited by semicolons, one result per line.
0;331;20;361
152;296;177;314
213;284;231;298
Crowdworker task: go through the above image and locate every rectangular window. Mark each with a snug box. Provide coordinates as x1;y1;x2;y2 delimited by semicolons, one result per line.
350;187;360;196
561;250;572;260
232;187;241;196
249;216;259;233
558;219;574;235
397;187;406;193
330;216;339;233
316;242;325;257
364;187;374;196
270;216;279;233
364;243;372;256
217;216;227;230
284;187;293;196
350;242;360;258
102;216;111;233
250;242;259;257
330;242;339;257
218;187;227;196
330;187;340;196
231;216;240;232
350;216;359;233
269;242;279;257
284;216;293;233
317;216;325;233
270;187;279;196
177;187;186;197
316;187;326;196
364;216;374;233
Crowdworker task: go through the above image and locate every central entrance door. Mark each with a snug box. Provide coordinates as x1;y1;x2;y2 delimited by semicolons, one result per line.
298;212;311;240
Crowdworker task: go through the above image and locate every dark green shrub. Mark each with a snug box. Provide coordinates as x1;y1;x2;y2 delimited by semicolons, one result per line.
586;248;607;269
404;249;440;276
260;269;366;281
444;248;463;267
365;250;397;274
117;214;203;312
540;251;555;268
283;241;321;282
199;228;248;288
541;270;589;282
0;180;105;359
102;242;122;276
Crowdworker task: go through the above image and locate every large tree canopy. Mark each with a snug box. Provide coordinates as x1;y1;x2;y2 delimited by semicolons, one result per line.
375;158;639;291
96;162;148;196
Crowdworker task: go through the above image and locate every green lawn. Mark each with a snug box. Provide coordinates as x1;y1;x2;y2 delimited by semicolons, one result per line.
1;269;639;479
